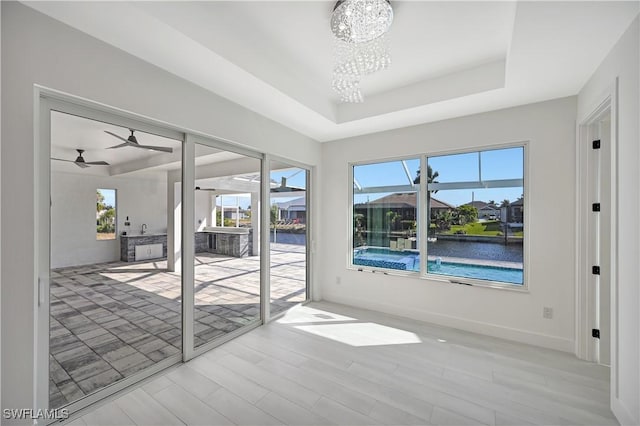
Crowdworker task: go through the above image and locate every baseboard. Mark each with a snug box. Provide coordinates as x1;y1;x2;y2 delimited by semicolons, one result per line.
612;397;637;426
322;292;574;353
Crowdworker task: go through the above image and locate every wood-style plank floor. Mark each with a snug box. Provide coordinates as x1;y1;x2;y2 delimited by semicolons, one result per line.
64;302;617;426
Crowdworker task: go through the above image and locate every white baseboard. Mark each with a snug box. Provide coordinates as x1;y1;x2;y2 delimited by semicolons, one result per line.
322;292;574;353
612;397;637;426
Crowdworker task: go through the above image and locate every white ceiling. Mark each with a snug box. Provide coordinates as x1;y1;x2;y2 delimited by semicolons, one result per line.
51;111;244;176
27;1;639;142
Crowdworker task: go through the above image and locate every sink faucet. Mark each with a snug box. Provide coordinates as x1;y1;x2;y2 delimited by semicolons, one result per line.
141;224;147;235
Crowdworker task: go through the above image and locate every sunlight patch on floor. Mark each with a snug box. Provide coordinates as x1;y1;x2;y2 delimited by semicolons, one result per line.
294;322;422;347
275;305;357;324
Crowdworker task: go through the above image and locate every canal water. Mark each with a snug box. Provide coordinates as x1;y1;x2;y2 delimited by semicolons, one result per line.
276;231;523;263
428;239;523;263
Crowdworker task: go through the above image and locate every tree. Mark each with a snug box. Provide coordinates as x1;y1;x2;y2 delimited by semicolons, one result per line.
386;210;400;232
96;190;106;212
435;210;453;231
500;199;511;208
456;205;478;224
354;213;366;247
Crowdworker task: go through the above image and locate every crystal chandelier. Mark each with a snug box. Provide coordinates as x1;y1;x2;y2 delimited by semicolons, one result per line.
330;0;394;103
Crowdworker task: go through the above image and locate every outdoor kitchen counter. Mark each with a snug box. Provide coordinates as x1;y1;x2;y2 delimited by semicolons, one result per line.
203;227;253;257
120;234;167;262
120;229;253;262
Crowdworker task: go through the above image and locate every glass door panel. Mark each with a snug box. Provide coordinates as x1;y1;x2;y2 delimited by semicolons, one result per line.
269;161;309;316
49;111;183;408
192;142;262;348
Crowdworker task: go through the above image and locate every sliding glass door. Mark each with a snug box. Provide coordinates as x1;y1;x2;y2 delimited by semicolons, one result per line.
47;108;184;409
269;161;310;317
190;141;263;350
38;94;312;415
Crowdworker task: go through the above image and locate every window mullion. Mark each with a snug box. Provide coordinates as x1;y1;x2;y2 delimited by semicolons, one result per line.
419;155;428;277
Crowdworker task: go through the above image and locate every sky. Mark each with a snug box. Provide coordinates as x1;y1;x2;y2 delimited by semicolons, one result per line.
98;188;116;208
353;147;524;206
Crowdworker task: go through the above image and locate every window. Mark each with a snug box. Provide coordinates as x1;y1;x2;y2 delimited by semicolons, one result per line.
96;188;116;240
350;146;526;288
352;158;420;272
426;146;525;286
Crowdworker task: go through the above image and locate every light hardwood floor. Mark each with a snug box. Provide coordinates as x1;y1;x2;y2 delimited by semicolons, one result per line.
64;302;617;426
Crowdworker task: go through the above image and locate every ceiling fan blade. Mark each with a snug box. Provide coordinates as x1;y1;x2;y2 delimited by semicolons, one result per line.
137;144;173;153
104;130;130;144
51;157;75;163
85;161;110;166
74;162;90;169
107;142;132;149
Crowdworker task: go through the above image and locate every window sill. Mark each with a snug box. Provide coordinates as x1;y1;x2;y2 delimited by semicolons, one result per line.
347;264;529;293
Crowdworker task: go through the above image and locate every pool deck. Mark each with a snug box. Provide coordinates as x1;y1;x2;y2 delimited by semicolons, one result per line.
426;255;522;269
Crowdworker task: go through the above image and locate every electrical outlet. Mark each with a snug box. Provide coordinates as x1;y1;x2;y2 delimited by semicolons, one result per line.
543;307;553;319
336;276;341;285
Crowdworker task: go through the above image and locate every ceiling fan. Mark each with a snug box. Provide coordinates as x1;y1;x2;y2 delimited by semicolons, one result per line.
51;149;110;169
105;129;173;153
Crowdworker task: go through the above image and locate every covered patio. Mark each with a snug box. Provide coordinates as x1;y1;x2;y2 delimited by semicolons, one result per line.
49;243;306;408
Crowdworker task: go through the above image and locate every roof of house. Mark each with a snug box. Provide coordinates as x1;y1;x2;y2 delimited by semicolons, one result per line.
355;193;453;209
276;196;306;209
462;201;489;209
511;198;524;206
478;204;499;211
431;198;455;209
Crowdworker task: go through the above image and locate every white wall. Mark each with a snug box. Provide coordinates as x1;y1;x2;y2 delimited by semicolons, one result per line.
51;172;167;268
320;97;577;352
194;190;211;231
578;17;639;426
1;2;320;415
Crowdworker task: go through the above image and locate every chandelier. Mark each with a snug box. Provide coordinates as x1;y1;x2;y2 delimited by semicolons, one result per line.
330;0;394;103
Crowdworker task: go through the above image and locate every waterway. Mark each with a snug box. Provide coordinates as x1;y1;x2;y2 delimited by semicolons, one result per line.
276;231;523;264
427;239;523;263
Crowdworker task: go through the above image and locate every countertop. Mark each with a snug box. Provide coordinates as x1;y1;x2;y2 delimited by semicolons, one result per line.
202;227;250;234
121;233;167;238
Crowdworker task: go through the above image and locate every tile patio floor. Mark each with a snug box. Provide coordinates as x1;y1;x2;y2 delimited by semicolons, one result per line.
49;243;306;408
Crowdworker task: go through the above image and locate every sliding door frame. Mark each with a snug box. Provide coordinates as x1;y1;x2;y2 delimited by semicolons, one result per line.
34;86;315;417
35;88;185;418
266;155;314;322
183;133;265;360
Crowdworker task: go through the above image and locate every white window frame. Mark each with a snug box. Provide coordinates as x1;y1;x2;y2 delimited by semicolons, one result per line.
348;142;529;292
348;155;422;278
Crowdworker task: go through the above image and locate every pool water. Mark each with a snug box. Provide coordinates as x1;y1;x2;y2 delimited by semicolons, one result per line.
427;261;523;285
353;248;523;285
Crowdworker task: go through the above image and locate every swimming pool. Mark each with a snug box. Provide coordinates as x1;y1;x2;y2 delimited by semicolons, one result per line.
353;247;523;285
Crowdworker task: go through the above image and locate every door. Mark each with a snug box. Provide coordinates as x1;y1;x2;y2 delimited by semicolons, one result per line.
589;112;612;366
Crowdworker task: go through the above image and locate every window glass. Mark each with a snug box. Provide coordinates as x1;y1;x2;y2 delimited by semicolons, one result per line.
96;188;116;240
352;159;420;272
426;147;524;285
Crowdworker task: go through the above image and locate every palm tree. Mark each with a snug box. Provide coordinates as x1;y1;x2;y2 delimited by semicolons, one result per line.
500;199;511;208
414;165;439;234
